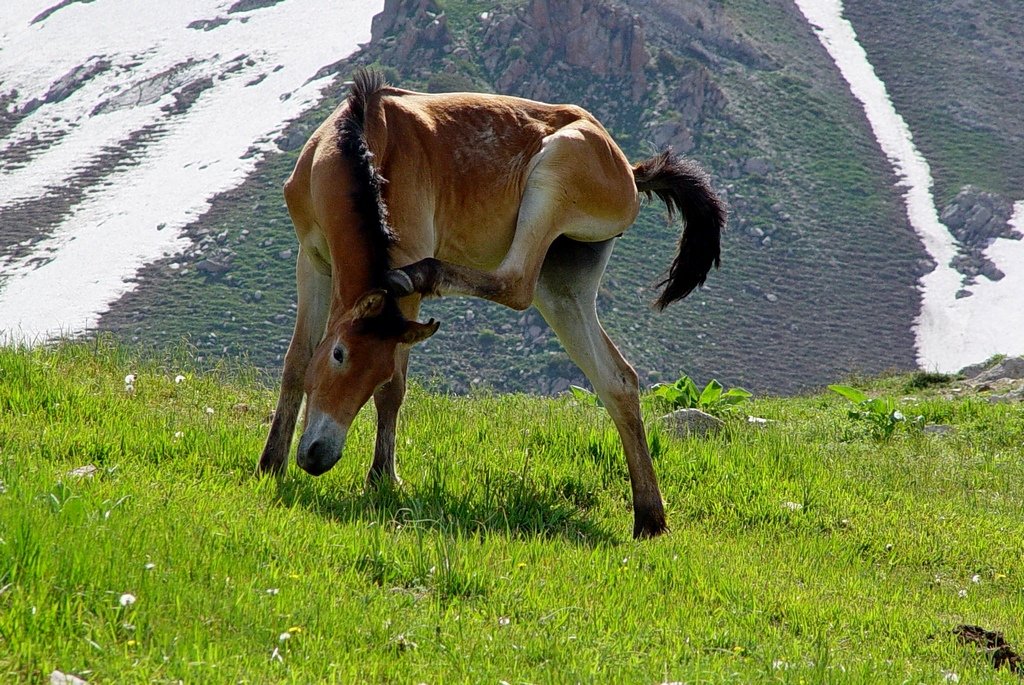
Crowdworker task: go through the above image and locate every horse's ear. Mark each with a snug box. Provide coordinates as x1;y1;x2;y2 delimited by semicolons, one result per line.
399;318;440;346
353;289;388;320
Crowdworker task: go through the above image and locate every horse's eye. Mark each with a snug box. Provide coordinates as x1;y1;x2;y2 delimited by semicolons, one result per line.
332;346;345;363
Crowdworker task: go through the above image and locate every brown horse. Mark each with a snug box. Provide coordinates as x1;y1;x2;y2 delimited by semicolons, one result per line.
257;70;725;538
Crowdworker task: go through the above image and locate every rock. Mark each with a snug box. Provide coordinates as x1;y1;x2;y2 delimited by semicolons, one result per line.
275;128;306;151
480;0;652;102
660;408;724;438
227;0;284;13
187;17;230;31
968;357;1024;383
979;261;1005;281
988;389;1024;403
371;0;450;61
50;671;89;685
68;465;98;478
743;157;771;176
43;59;112;106
940;186;1020;287
195;259;231;275
923;424;956;436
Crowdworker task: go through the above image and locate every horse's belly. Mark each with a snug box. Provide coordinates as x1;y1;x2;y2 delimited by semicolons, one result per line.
434;203;519;270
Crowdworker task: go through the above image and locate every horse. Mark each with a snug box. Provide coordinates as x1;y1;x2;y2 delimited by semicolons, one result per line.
257;69;726;539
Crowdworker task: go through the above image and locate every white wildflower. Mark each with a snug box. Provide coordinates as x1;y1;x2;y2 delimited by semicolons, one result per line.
942;670;960;683
144;563;155;571
498;616;510;626
957;589;968;598
781;501;803;511
205;407;215;415
971;574;981;584
119;593;136;607
124;374;136;385
174;375;186;384
279;631;291;641
266;588;279;596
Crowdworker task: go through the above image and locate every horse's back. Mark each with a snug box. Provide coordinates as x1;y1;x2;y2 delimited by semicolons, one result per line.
367;89;636;266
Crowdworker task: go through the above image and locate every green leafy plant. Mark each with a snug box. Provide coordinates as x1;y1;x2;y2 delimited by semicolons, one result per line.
650;375;752;416
829;384;923;440
568;385;601;407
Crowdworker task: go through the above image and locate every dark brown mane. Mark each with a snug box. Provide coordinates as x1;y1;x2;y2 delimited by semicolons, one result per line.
336;68;395;289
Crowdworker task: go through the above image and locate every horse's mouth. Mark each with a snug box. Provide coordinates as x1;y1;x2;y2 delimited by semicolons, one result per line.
296;418;346;475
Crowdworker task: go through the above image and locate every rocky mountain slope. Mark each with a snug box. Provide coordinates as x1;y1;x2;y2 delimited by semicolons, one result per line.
6;0;1021;394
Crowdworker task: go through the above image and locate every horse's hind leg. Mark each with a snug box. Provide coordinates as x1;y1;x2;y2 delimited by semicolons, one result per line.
387;122;639;312
533;237;668;538
367;346;410;487
258;249;331;474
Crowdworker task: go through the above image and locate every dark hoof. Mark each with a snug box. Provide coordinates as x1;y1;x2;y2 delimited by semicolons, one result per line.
365;468;403;490
633;510;669;539
384;269;414;297
256;457;286;477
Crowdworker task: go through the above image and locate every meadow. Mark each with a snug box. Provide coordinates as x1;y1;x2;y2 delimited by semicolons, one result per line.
1;341;1022;683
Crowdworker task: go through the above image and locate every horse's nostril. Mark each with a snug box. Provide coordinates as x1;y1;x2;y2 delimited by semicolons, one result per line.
300;437;338;476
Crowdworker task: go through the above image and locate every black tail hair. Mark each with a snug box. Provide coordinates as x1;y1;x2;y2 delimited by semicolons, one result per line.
633;150;726;310
336;68;394;286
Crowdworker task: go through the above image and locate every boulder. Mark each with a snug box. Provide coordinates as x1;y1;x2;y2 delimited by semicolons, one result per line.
660;408;724;438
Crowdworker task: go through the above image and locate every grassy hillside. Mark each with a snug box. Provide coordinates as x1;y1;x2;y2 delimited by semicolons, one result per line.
843;0;1024;205
2;342;1023;682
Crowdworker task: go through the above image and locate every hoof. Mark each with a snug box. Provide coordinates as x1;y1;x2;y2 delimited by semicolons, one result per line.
384;269;414;297
633;510;669;539
256;457;286;477
365;469;403;490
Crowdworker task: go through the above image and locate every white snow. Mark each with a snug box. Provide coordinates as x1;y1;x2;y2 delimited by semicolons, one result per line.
794;0;1024;371
0;0;381;342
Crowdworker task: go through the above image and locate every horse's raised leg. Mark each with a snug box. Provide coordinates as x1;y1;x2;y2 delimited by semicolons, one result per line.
533;237;668;538
367;346;410;487
386;122;639;312
258;248;331;474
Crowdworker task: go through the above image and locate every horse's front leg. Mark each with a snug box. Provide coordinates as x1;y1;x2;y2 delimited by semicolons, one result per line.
367;347;410;487
258;250;330;474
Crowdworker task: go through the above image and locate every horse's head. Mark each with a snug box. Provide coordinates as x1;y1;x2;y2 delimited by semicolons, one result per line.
296;289;438;475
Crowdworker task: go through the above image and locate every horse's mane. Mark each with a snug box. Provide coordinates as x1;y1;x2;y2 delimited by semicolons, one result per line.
336;69;395;289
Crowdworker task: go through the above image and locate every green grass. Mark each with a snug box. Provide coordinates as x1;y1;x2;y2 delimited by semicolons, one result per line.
2;342;1023;683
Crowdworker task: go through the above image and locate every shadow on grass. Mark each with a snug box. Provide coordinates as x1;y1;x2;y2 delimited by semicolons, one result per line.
272;472;617;548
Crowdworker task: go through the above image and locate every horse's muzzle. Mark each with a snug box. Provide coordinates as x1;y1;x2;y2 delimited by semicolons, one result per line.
296;413;346;476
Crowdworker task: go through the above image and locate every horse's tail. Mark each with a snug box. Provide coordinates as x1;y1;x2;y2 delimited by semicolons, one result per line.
633;150;726;310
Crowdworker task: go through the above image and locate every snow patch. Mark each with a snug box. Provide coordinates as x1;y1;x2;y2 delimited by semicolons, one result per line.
794;0;1024;372
0;0;381;341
